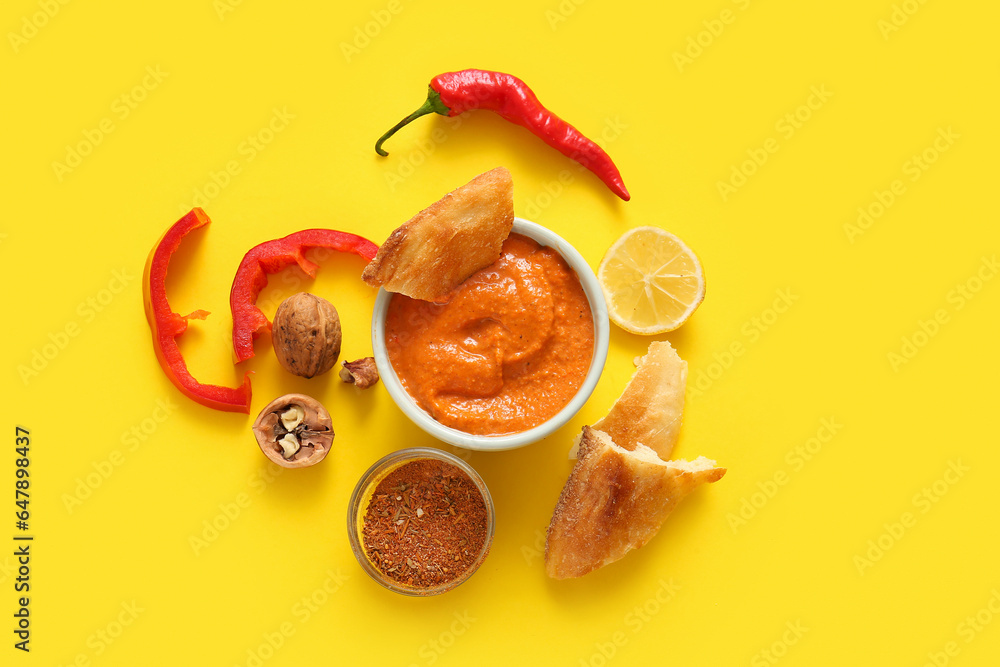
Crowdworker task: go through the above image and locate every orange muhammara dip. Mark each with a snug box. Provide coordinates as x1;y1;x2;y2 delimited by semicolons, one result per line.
385;233;594;435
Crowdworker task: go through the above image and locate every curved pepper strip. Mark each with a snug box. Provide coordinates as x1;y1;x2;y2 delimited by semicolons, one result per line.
143;208;253;413
375;69;630;201
230;229;379;363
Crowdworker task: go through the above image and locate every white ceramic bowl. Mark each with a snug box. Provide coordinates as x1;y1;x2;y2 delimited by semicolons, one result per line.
371;217;610;451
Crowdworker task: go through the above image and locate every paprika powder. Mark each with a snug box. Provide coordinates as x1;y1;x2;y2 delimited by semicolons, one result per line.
350;449;494;594
362;458;489;589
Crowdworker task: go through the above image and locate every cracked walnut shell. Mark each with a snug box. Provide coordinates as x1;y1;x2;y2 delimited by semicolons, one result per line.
340;357;379;389
252;393;333;468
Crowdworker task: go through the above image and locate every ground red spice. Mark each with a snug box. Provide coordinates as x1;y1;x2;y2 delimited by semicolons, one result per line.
362;458;489;588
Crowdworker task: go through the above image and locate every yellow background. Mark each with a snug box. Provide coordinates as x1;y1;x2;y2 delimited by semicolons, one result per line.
4;0;999;665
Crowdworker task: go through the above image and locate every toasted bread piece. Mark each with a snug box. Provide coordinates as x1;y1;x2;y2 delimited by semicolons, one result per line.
570;340;687;460
362;167;514;301
546;427;725;580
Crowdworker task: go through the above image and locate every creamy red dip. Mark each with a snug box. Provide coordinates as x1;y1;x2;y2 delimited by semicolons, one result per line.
385;233;595;435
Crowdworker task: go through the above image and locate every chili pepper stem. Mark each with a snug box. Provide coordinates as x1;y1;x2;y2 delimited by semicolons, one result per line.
375;89;451;156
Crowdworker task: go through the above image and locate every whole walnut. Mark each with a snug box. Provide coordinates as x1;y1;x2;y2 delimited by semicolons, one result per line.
271;292;341;378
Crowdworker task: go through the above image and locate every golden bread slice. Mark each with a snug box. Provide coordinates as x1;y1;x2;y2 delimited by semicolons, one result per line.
546;427;725;580
570;340;687;460
362;167;514;301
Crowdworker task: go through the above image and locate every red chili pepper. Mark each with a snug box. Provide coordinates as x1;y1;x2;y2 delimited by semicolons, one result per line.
143;209;252;413
230;229;379;363
375;69;630;201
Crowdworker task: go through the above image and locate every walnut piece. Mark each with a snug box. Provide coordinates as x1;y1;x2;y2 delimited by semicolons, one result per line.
271;292;341;378
339;357;380;389
278;434;301;459
252;393;333;468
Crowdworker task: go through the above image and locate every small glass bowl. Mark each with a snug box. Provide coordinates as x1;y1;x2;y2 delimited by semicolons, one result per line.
347;448;495;596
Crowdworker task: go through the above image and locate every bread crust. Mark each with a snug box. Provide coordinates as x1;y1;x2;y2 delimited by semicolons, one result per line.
545;427;725;580
571;340;687;460
362;167;514;302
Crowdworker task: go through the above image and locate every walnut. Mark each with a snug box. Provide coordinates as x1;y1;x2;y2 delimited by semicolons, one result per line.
339;357;380;389
252;393;333;468
271;292;341;378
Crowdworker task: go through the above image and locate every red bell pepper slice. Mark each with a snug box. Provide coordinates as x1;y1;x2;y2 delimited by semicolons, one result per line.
143;209;252;413
230;229;378;363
